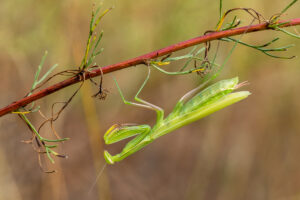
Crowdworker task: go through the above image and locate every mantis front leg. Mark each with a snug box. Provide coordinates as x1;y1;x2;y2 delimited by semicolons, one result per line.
104;124;152;164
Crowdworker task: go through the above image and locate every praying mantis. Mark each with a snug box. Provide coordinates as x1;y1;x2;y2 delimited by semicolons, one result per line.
103;66;250;164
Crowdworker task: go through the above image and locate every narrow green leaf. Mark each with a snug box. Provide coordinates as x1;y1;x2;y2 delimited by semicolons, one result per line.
280;0;298;16
46;148;55;164
276;27;300;39
37;64;58;85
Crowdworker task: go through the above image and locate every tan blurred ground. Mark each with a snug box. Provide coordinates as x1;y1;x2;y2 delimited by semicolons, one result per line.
0;0;300;200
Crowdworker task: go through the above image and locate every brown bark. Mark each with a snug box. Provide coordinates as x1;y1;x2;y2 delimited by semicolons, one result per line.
1;18;300;117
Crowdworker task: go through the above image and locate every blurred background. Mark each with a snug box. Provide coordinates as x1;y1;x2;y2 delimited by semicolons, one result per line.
0;0;300;199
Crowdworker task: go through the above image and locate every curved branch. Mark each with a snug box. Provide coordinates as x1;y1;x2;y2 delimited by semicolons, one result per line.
1;18;300;117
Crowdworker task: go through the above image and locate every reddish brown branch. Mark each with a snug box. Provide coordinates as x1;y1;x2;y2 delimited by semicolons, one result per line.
1;18;300;117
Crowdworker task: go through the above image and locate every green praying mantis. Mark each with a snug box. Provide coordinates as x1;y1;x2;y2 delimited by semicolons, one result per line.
103;65;250;164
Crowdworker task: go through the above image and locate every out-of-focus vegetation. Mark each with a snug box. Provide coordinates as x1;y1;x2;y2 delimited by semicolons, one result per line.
0;0;300;199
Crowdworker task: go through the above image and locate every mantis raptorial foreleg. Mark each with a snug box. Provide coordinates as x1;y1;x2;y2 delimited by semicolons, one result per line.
104;124;152;164
104;124;150;144
104;132;152;164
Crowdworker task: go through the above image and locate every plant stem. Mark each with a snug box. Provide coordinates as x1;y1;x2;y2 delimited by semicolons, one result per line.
1;18;300;117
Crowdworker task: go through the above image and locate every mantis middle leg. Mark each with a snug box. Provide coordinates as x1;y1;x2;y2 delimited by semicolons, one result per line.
114;66;164;122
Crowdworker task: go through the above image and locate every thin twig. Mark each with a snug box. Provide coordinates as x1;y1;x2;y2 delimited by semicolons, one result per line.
1;18;300;117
